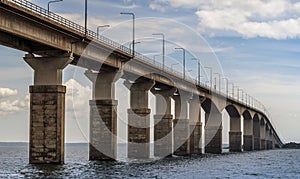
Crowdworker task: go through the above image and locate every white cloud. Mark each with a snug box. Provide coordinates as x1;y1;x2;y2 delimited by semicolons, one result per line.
0;95;29;116
0;88;17;98
151;0;300;39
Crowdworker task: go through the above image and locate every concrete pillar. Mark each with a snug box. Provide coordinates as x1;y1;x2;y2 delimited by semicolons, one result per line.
172;93;190;156
85;69;122;160
266;128;272;150
253;117;261;150
260;120;266;150
243;118;254;151
151;88;176;157
124;79;155;158
205;111;222;154
229;116;242;152
24;53;73;164
189;96;202;155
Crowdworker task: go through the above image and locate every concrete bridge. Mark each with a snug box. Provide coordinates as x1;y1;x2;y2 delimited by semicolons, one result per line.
0;0;283;164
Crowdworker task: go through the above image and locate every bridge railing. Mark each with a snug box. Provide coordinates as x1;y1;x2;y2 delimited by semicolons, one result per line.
5;0;274;126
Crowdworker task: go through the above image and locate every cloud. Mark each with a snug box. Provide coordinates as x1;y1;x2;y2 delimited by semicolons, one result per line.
0;95;29;115
151;0;300;39
0;88;18;98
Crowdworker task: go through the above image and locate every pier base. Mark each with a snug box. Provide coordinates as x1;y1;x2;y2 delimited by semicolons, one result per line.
154;115;173;157
229;131;242;152
173;119;190;156
128;109;151;158
89;100;117;160
29;85;66;164
243;135;254;151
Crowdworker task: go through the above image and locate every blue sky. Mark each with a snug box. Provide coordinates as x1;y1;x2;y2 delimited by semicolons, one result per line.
0;0;300;143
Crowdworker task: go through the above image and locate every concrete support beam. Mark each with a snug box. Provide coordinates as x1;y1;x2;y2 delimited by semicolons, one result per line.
260;122;266;150
253;118;261;150
125;79;155;158
151;88;176;157
85;70;122;160
205;111;222;154
229;116;242;152
243;118;254;151
189;96;202;155
173;93;191;156
24;53;72;164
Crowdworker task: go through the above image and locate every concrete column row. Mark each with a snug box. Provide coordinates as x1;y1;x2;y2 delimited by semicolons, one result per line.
24;55;276;163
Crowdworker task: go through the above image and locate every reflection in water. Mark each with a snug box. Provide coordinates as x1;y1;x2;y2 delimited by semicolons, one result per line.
0;143;299;178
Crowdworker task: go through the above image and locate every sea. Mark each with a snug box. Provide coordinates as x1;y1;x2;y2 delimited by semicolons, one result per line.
0;143;299;178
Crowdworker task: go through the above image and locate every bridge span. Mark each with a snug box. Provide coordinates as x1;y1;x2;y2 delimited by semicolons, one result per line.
0;0;283;164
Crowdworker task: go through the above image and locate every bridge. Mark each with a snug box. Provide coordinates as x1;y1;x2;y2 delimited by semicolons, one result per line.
0;0;283;164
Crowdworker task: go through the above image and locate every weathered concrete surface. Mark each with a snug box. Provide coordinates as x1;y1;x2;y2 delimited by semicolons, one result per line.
152;88;175;157
253;117;261;150
127;108;151;158
189;97;202;155
243;116;254;151
205;112;222;154
85;70;121;160
89;100;117;160
154;114;173;157
229;116;242;152
29;85;66;164
229;131;242;152
125;80;154;158
243;135;254;151
173;94;190;156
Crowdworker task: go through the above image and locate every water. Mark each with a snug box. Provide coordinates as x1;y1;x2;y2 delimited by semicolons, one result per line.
0;143;299;178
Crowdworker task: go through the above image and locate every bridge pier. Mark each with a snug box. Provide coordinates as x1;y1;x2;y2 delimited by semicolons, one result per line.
243;115;254;151
253;116;261;150
125;79;155;158
205;111;222;154
260;120;266;150
173;93;190;156
24;53;72;164
266;127;272;150
229;116;242;152
151;88;175;157
189;96;202;155
85;69;122;160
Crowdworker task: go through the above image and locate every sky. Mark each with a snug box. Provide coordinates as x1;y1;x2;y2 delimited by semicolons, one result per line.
0;0;300;143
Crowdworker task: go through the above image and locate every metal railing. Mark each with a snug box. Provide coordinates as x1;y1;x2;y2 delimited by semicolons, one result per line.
5;0;276;130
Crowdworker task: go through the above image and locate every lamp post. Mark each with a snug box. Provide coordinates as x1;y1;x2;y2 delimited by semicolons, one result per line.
214;73;221;92
152;33;165;71
223;77;229;97
192;58;201;85
171;63;179;71
204;67;213;89
120;12;135;58
129;41;141;50
48;0;62;13
85;0;87;36
175;47;186;79
97;25;110;39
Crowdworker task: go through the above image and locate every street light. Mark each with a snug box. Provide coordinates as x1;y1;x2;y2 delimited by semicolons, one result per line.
223;77;229;97
97;25;110;39
85;0;87;36
192;58;201;85
48;0;62;13
129;41;141;50
171;63;179;71
204;67;213;89
120;12;135;58
214;73;221;92
152;33;165;71
175;47;186;79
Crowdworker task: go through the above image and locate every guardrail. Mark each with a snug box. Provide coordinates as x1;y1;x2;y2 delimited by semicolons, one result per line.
5;0;276;128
